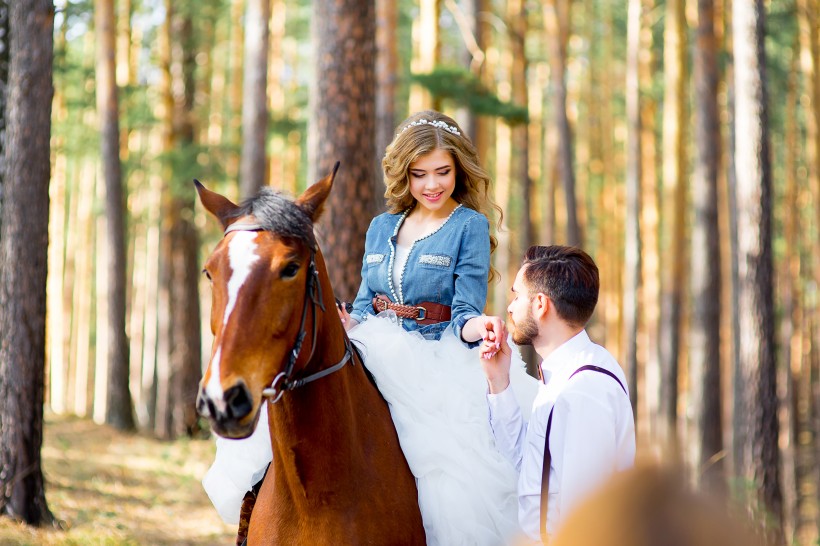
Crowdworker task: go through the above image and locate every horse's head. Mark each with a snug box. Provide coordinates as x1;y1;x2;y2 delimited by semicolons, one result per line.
194;165;339;438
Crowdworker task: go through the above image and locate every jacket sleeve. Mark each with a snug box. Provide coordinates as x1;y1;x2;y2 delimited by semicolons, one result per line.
349;219;378;323
450;213;490;348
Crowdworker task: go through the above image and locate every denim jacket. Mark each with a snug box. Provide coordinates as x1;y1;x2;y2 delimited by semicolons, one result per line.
350;204;490;348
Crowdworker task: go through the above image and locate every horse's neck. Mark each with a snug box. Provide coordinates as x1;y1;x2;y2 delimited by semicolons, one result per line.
268;306;376;466
266;353;376;505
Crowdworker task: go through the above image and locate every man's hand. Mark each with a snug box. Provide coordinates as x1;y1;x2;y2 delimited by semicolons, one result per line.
477;316;512;394
462;314;506;344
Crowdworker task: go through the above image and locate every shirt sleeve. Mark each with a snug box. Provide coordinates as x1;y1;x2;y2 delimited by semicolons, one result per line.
551;387;618;521
487;385;527;471
451;213;491;348
350;220;377;323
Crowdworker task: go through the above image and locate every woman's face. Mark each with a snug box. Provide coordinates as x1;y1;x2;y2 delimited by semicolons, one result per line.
407;148;457;214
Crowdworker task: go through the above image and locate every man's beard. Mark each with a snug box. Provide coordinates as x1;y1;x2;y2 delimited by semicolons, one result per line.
510;311;539;346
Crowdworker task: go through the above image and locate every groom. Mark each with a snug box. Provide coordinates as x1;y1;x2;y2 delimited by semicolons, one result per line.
477;245;635;543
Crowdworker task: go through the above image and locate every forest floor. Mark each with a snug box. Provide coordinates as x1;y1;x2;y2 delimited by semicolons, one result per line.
0;414;235;545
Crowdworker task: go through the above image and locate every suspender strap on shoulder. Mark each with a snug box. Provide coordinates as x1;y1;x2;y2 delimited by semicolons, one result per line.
539;365;627;543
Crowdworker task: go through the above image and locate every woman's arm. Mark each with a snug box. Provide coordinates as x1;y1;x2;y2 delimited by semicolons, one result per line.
450;213;491;347
348;218;379;327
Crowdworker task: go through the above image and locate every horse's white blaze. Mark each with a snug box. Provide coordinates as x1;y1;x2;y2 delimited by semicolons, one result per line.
224;231;261;325
207;231;260;408
206;347;227;410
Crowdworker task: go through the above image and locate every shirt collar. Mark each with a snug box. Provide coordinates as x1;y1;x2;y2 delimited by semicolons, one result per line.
540;329;591;377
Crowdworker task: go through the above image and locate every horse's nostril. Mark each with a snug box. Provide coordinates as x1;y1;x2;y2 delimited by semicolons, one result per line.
224;383;253;420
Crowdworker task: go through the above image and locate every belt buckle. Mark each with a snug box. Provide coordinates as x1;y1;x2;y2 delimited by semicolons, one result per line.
415;306;427;321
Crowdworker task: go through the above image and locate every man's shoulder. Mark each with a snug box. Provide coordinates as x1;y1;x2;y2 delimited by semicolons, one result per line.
561;356;629;401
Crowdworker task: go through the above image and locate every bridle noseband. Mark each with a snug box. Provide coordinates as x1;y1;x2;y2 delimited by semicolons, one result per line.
223;221;354;404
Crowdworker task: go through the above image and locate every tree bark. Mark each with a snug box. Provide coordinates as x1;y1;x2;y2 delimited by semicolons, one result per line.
0;0;7;228
543;0;580;247
95;0;136;432
509;0;532;257
690;0;723;493
374;0;397;214
409;0;440;112
658;0;688;448
0;0;55;525
156;3;202;439
732;0;783;538
623;0;641;416
638;0;659;444
239;0;270;198
310;0;376;302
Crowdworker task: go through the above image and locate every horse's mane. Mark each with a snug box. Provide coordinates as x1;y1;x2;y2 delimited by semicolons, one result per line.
228;188;316;246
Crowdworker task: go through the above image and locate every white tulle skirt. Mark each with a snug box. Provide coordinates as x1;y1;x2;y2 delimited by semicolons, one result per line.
349;313;537;546
202;311;538;545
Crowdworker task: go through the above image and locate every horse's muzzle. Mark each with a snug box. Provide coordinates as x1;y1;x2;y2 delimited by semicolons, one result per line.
197;382;255;438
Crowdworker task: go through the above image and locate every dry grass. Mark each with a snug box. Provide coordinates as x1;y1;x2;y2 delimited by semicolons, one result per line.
0;414;235;545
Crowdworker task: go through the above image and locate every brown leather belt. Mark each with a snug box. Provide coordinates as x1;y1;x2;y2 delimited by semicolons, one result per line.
372;294;451;325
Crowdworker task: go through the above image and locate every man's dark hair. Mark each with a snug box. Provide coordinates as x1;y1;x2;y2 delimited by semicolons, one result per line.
522;245;599;328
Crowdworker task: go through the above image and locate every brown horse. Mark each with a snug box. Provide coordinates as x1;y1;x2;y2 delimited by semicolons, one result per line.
194;166;426;545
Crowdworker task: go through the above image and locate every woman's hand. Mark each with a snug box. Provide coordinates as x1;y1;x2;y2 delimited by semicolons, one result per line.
335;299;358;332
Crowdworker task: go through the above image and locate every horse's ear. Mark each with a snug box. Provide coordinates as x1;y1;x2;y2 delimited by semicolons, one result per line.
194;179;240;230
296;162;340;222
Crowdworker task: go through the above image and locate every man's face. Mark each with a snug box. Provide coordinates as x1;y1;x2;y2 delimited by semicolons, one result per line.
507;267;540;346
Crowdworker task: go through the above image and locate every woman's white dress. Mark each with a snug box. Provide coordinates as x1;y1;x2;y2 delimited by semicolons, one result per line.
349;311;537;546
203;310;538;546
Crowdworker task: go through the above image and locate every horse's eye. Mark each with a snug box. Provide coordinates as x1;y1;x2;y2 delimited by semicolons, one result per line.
281;262;300;279
202;269;212;281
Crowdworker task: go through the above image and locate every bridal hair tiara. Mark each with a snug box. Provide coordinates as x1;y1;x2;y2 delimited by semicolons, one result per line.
396;118;461;137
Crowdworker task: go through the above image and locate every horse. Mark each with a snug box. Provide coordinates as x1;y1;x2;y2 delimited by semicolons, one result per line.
194;165;426;545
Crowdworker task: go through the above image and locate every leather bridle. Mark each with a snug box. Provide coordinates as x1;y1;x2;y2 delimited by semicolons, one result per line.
223;221;354;404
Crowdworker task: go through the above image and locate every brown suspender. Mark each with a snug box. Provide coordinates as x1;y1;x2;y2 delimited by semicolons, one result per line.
539;365;627;543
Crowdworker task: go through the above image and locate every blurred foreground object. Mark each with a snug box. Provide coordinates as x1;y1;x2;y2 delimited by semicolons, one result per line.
551;465;764;546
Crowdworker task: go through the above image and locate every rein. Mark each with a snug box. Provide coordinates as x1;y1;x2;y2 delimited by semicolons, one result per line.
223;221;354;404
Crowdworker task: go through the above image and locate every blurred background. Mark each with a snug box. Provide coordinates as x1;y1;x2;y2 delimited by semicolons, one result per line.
0;0;817;543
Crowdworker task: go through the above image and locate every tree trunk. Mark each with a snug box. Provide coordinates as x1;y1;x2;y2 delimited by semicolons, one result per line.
267;0;287;192
623;0;641;416
778;42;801;543
226;0;244;183
470;0;491;169
796;0;820;539
409;0;439;112
374;0;397;214
95;0;136;432
509;0;532;258
690;0;723;493
173;8;202;438
732;0;783;538
239;0;270;198
492;35;512;315
638;0;659;444
658;0;687;448
543;0;580;247
311;0;376;302
0;0;7;228
152;3;202;439
46;13;68;414
0;0;55;525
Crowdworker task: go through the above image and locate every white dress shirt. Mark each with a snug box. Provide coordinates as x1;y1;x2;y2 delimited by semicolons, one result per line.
487;330;635;541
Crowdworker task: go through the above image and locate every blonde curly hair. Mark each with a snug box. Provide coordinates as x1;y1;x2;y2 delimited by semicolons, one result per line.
382;110;502;282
